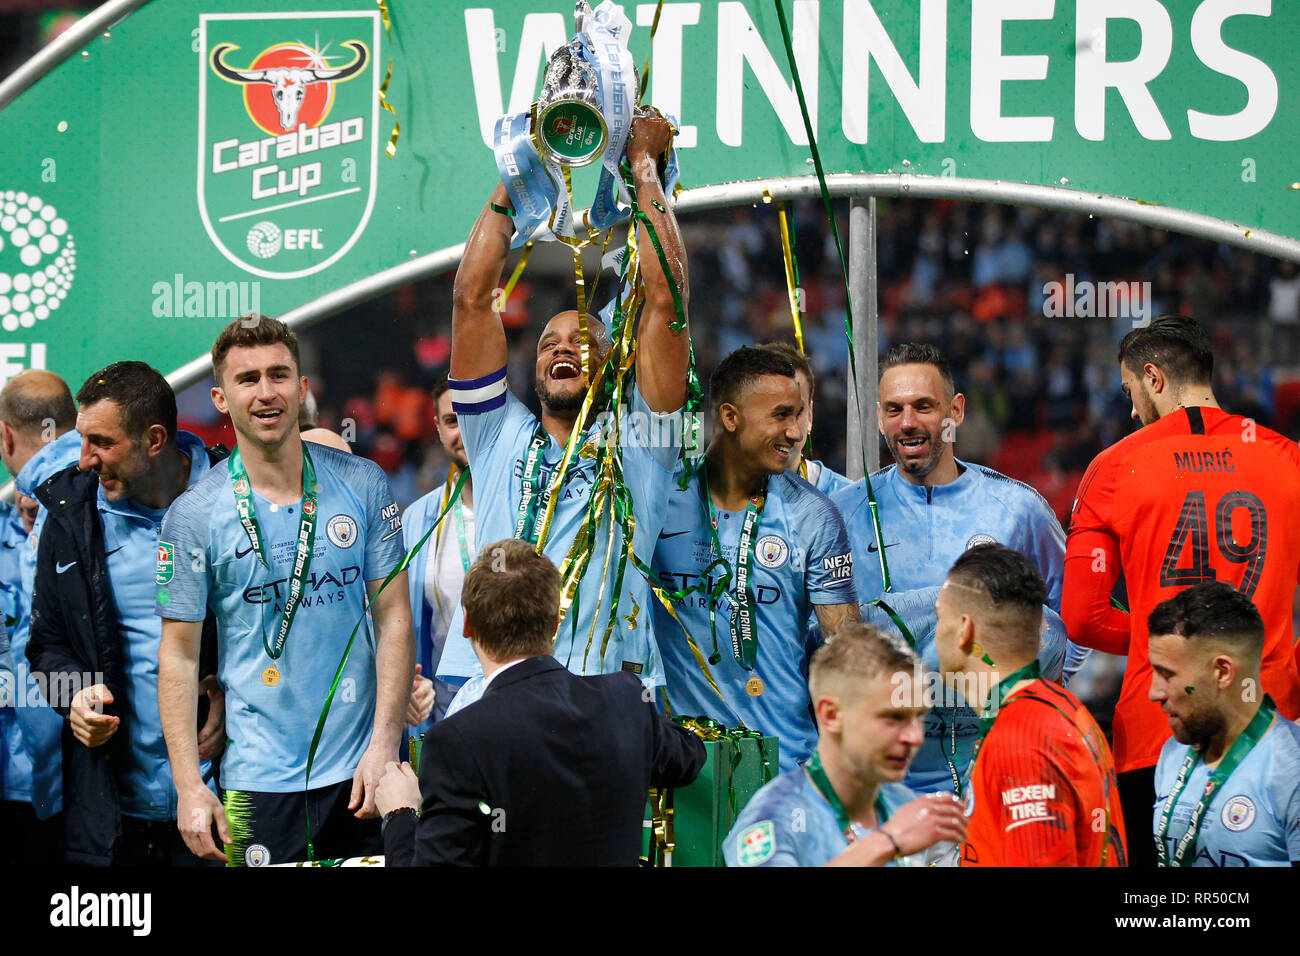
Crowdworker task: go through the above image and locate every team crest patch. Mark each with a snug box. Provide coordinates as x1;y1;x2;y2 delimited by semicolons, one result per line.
156;542;175;585
245;843;271;867
1221;795;1256;831
755;534;789;569
736;819;775;866
966;533;997;549
327;514;358;548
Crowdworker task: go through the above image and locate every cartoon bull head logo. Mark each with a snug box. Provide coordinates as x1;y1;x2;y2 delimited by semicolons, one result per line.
211;40;368;133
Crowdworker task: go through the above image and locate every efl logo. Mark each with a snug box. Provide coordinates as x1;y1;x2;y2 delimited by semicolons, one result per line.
197;11;380;279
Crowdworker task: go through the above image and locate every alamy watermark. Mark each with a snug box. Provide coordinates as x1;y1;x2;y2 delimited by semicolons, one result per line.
1043;274;1152;327
0;664;106;711
152;273;261;319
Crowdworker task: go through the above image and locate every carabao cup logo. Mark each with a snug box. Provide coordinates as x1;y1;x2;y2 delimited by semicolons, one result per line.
198;13;380;279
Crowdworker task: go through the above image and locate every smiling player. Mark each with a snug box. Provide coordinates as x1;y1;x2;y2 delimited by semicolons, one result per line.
156;315;414;866
650;346;859;771
434;112;691;694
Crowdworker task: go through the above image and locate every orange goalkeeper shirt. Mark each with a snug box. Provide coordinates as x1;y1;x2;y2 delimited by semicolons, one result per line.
962;679;1127;867
1064;406;1300;774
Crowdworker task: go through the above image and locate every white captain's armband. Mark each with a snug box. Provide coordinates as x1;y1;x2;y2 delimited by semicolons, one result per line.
449;366;508;415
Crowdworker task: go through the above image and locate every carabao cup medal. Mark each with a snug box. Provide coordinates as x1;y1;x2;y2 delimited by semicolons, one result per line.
262;664;280;687
533;42;607;167
746;676;765;697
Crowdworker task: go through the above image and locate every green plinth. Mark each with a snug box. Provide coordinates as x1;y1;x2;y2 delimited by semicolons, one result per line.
644;734;779;867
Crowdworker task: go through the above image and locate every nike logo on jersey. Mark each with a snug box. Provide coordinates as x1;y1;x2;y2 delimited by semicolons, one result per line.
56;560;77;574
866;541;898;553
1;542;14;549
105;546;125;557
236;544;255;559
658;530;691;540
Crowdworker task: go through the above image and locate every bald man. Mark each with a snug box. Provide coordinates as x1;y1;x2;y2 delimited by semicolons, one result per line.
0;369;79;863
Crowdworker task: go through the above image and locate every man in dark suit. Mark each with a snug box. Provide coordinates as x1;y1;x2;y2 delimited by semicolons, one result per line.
376;538;705;865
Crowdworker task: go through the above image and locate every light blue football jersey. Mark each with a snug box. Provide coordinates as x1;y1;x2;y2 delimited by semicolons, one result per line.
834;461;1087;681
156;443;404;793
724;768;919;866
651;469;856;771
1153;712;1300;867
437;369;679;684
861;584;1067;794
804;459;852;497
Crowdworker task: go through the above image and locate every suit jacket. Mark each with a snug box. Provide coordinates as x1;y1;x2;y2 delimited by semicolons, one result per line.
384;655;705;866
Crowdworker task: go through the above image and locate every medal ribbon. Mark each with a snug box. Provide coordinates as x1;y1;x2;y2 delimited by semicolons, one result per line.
700;465;765;672
976;659;1041;743
1155;695;1277;867
806;749;889;844
229;442;318;663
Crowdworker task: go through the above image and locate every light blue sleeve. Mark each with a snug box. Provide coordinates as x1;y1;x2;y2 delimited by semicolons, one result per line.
444;675;486;718
156;481;216;622
800;488;857;606
350;455;404;582
622;382;685;475
1271;727;1300;862
449;366;534;466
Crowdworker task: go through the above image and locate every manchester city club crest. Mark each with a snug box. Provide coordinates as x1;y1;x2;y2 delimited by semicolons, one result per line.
198;12;380;279
755;534;789;569
1221;794;1256;831
327;513;358;548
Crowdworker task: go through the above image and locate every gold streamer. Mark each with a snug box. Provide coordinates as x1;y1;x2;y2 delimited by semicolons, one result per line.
376;0;391;32
776;200;805;355
499;241;534;310
430;462;458;625
378;59;400;158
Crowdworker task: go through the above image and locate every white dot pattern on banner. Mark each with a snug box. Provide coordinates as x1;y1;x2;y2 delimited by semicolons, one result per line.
0;191;74;331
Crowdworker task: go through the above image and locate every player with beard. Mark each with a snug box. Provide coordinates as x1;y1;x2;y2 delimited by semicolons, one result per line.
435;112;690;693
834;344;1067;614
1148;582;1300;866
403;377;473;728
1064;315;1300;866
833;344;1082;798
650;346;859;771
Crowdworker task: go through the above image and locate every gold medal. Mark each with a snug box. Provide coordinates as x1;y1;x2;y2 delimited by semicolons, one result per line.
745;676;765;697
262;665;281;687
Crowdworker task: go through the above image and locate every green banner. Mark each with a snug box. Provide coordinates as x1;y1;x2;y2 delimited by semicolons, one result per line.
0;0;1294;406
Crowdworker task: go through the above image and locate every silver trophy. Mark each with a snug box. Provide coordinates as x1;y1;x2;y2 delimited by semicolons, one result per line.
533;1;637;167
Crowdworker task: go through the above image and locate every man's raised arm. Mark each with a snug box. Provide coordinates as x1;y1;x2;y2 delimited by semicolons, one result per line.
628;113;690;414
450;183;515;382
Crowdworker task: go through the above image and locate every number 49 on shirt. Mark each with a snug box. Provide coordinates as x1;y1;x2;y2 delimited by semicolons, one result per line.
1159;490;1266;599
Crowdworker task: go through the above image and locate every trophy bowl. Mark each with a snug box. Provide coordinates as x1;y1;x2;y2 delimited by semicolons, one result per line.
534;43;608;167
